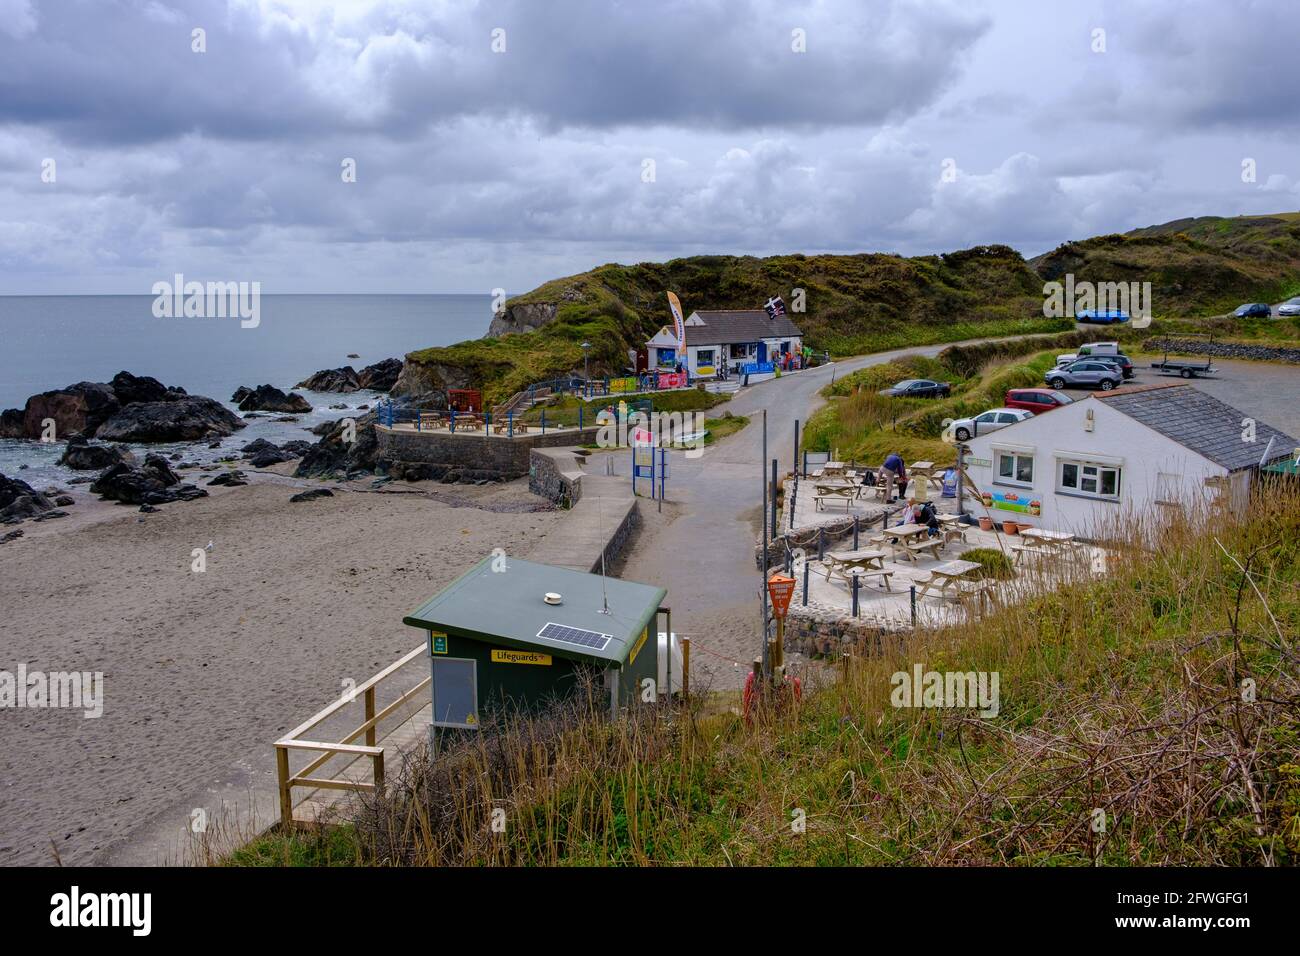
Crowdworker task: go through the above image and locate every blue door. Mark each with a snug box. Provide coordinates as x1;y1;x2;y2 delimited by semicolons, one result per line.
757;342;767;363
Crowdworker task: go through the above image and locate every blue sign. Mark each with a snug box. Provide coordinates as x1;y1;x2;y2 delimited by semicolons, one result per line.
742;361;775;374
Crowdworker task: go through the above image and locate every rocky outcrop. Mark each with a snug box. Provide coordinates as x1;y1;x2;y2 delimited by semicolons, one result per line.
0;473;57;524
90;455;208;506
58;436;137;470
240;437;315;468
486;301;558;338
390;360;480;405
1141;337;1300;364
295;410;380;479
295;367;361;393
95;397;245;443
1;371;214;442
357;358;402;391
235;384;313;414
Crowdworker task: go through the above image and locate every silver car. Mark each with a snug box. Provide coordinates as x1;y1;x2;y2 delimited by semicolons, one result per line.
1278;298;1300;317
1045;361;1123;391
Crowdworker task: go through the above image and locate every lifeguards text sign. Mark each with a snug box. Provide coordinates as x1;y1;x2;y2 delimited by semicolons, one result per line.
491;649;552;666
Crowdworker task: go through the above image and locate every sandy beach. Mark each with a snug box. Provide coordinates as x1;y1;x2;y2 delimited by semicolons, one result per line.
0;472;563;866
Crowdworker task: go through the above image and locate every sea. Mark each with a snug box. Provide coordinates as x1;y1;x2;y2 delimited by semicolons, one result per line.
0;294;492;487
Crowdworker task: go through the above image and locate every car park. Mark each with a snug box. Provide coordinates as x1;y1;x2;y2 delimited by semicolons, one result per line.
1278;298;1300;317
1004;388;1075;414
878;378;951;398
945;407;1033;441
1056;352;1133;378
1235;303;1272;318
1045;361;1123;391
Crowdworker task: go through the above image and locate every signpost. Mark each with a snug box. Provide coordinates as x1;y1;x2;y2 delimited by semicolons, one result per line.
766;573;795;676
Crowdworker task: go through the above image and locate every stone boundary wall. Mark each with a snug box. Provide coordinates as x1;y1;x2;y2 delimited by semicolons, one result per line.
375;425;599;481
1142;337;1300;364
529;447;587;506
782;602;911;657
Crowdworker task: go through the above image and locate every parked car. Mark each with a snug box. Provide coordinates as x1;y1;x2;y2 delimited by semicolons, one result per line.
1045;361;1123;391
878;378;951;398
1004;388;1075;414
1056;352;1133;378
1075;309;1131;324
1235;302;1272;318
1278;298;1300;317
945;407;1032;442
1076;341;1121;358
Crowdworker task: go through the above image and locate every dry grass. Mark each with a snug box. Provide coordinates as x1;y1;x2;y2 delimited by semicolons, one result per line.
236;482;1300;867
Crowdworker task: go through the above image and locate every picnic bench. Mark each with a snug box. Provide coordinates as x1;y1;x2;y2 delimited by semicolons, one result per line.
877;523;932;562
822;549;894;591
813;481;861;511
915;559;990;608
909;460;945;490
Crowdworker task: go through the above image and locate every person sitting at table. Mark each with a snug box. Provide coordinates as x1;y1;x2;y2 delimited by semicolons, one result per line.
895;498;919;527
882;452;907;502
916;500;941;537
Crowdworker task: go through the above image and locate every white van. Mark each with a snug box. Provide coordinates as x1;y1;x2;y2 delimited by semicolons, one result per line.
1077;341;1120;357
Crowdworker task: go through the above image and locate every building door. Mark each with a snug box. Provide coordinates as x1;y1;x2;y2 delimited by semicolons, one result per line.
757;341;767;363
431;658;478;729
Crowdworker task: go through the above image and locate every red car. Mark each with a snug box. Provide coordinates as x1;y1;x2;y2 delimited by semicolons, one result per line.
1004;388;1074;414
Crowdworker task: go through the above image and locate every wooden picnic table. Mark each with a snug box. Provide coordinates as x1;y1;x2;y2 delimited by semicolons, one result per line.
909;460;945;489
822;549;893;590
1018;527;1076;550
915;558;985;602
813;483;861;510
819;461;847;476
874;522;940;562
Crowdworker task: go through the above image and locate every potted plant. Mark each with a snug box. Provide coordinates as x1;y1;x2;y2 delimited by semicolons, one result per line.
1002;518;1019;535
978;515;994;532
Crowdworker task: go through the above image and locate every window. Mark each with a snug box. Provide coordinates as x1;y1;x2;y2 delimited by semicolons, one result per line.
975;412;997;424
696;348;715;366
1058;459;1121;500
996;451;1034;485
431;658;478;729
657;347;675;366
996;413;1019;424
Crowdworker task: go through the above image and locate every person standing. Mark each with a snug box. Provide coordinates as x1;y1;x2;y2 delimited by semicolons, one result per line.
882;452;908;503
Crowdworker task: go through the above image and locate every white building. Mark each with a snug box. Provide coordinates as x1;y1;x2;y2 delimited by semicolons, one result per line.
962;382;1297;537
646;309;804;378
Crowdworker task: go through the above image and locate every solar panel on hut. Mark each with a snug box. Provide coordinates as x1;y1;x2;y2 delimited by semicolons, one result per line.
403;556;667;736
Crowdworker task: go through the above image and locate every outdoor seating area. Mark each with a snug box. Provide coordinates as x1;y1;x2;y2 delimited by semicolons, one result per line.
385;412;578;437
785;457;1109;627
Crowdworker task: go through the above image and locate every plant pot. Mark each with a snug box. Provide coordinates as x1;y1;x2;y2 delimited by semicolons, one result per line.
978;516;994;532
1002;520;1019;535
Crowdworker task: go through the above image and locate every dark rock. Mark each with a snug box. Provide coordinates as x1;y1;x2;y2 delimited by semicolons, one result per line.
0;408;23;438
1;473;47;511
90;455;207;506
240;438;278;455
0;493;55;522
1;529;23;543
95;397;246;443
295;410;380;479
207;471;248;487
281;440;313;457
295;367;360;393
290;488;334;503
67;476;95;485
231;386;253;404
273;416;299;423
347;353;360;359
309;420;337;436
329;403;348;410
139;504;160;513
235;385;312;414
7;381;120;439
33;509;68;521
169;453;182;461
58;436;137;471
109;371;184;406
249;451;290;468
54;495;75;507
207;440;222;449
357;358;402;392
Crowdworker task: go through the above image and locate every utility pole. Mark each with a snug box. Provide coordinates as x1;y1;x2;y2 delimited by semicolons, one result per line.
760;409;770;679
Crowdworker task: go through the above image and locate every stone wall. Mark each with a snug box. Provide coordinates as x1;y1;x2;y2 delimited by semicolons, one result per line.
1142;337;1300;364
782;604;910;658
529;447;587;506
375;425;599;481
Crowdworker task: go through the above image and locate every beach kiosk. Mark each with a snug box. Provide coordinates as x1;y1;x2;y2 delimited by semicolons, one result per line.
402;556;669;736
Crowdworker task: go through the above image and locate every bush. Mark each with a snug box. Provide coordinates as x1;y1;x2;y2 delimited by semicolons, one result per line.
959;546;1015;580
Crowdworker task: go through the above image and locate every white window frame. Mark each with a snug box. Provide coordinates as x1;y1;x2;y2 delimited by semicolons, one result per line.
1057;457;1122;501
995;450;1034;487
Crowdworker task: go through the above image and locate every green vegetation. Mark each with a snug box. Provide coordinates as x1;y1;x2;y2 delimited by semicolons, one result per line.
958;547;1015;580
803;347;1064;467
519;388;731;425
239;483;1300;865
701;411;748;444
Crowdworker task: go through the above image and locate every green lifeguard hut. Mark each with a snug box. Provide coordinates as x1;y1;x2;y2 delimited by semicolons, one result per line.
403;556;669;732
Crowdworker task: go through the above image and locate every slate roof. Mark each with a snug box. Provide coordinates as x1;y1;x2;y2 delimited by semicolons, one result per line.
685;310;803;345
1096;382;1298;472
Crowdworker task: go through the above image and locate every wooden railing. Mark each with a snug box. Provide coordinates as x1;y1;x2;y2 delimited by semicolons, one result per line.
274;644;429;827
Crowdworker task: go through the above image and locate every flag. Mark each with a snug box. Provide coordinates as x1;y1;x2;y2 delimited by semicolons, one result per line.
764;295;786;319
667;291;686;347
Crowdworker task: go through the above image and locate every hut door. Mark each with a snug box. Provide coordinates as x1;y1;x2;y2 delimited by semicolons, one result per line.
431;658;478;729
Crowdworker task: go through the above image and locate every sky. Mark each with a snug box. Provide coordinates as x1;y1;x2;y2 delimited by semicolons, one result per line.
0;0;1297;295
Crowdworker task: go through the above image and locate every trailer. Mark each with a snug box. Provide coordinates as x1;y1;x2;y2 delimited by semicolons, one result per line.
1150;335;1218;378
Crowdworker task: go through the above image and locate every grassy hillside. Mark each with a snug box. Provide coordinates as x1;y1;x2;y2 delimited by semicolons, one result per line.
401;246;1069;404
233;482;1300;866
1032;213;1300;319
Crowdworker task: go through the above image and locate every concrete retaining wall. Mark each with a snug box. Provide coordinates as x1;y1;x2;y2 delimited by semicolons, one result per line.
529;447;587;506
375;425;600;481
